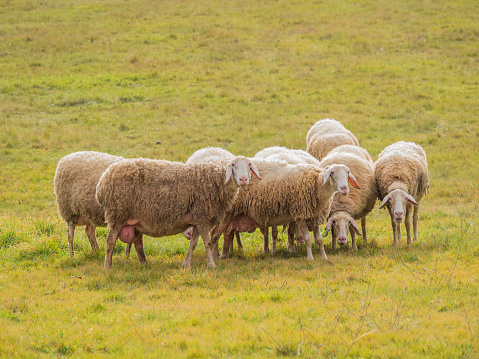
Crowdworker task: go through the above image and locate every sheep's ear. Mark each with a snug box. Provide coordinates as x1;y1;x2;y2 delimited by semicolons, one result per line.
379;196;390;209
406;194;419;206
323;217;334;237
348;173;361;189
323;168;332;185
250;162;262;180
225;164;233;184
349;218;361;235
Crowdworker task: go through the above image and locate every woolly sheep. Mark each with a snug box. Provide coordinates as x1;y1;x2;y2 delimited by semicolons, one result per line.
211;159;360;261
254;146;321;253
185;147;261;255
96;156;260;269
374;141;429;246
319;145;378;250
306;119;359;160
53;151;148;258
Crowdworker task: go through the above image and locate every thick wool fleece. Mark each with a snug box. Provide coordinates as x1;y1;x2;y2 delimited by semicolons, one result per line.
319;149;378;220
255;146;320;166
228;160;333;226
96;158;238;235
186;147;235;166
306;119;359;160
374;141;429;201
54;151;124;227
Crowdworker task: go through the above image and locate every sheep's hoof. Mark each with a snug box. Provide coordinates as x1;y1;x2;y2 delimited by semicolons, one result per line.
182;262;191;268
207;263;217;269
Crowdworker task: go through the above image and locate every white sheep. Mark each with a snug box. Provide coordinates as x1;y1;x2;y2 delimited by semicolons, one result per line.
53;151;147;258
185;147;261;255
306;119;359;160
210;159;360;261
374;141;429;246
254;146;321;253
319;145;378;250
95;156;260;269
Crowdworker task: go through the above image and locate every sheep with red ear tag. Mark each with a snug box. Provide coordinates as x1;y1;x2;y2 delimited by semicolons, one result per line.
319;144;378;250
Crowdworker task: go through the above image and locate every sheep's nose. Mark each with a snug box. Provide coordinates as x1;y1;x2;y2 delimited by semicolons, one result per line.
337;236;348;245
339;186;349;195
394;211;403;222
238;177;249;185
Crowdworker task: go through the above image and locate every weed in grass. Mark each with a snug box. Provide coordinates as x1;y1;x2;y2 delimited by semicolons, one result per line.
0;229;22;249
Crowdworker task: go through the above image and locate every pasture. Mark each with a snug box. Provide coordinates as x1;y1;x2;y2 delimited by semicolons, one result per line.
1;0;478;357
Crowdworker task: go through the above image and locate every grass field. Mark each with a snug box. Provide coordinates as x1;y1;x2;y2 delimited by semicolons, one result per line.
1;0;478;357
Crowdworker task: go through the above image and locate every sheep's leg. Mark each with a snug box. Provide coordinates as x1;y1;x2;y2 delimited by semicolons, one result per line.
228;234;234;254
182;227;199;268
331;227;337;252
235;231;243;250
304;232;314;261
67;223;76;257
413;205;420;242
198;225;216;268
389;208;399;247
313;224;327;260
124;243;132;258
349;227;357;251
221;232;234;259
133;234;147;264
405;203;412;245
391;217;399;247
286;225;295;252
271;226;278;254
104;227;120;270
85;224;99;251
261;227;269;253
210;222;229;260
361;217;367;244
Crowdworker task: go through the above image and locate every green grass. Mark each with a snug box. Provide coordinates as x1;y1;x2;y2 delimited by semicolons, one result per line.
1;0;478;357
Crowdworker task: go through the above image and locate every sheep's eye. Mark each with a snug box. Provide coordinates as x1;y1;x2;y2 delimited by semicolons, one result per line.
231;163;235;167
248;163;252;166
330;171;335;175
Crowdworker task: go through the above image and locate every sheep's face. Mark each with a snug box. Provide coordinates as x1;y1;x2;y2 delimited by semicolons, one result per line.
379;189;419;223
294;222;311;244
324;212;360;246
182;227;194;240
323;164;360;195
225;156;262;186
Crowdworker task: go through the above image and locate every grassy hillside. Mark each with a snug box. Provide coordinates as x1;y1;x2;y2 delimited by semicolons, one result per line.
1;0;478;357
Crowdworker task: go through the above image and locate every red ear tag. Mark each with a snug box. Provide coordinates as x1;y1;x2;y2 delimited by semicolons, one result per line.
348;177;360;189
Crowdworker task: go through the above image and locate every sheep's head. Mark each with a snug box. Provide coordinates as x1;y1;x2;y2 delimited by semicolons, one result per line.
225;156;262;186
323;212;361;246
323;164;360;195
379;189;419;223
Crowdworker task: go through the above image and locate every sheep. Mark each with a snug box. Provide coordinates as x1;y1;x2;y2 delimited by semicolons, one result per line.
95;156;260;269
254;146;321;253
185;147;261;255
306;119;359;160
319;145;378;250
374;141;429;246
210;159;360;261
53;151;147;259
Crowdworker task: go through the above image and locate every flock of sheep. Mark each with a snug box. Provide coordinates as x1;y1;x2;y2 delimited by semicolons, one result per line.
54;119;429;269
